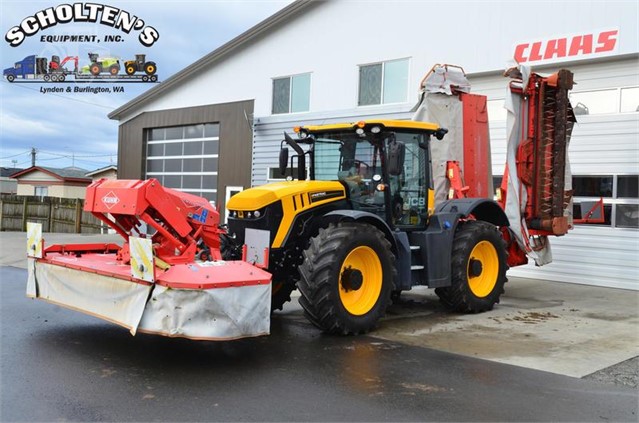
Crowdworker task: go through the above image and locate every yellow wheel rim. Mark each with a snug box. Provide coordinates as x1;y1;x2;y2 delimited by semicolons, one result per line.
127;66;135;74
339;246;382;316
146;65;156;73
467;240;499;298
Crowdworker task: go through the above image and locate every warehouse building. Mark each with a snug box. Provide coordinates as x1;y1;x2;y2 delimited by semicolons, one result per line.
109;0;638;289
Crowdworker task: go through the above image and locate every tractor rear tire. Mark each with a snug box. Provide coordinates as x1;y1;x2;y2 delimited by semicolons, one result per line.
126;65;136;75
298;222;395;335
144;62;157;75
435;220;508;313
109;64;120;76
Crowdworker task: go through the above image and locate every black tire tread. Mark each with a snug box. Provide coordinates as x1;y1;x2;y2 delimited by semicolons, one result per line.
271;281;295;311
435;220;508;313
297;222;396;335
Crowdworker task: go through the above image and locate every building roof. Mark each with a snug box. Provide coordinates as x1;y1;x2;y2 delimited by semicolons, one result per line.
1;167;24;177
108;0;316;121
10;166;92;183
85;164;118;177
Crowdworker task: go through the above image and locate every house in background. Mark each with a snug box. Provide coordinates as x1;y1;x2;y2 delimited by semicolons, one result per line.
0;167;23;194
10;166;92;199
85;165;118;181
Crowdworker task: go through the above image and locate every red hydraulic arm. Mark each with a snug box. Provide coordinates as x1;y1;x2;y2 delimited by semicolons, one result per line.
60;56;79;72
446;161;470;199
84;178;224;265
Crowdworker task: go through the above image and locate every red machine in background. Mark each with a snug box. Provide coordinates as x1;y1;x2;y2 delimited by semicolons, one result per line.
435;65;576;268
499;68;575;236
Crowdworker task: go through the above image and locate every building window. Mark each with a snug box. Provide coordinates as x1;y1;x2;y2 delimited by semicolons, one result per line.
358;58;409;106
145;123;220;202
573;176;613;198
493;174;637;229
617;175;639;198
570;87;639;116
272;73;311;114
570;89;617;115
34;186;48;198
573;174;639;229
620;87;639;113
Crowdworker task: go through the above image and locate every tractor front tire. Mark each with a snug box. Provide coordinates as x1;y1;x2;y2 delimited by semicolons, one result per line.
435;220;508;313
7;74;15;82
90;64;101;75
298;222;395;335
126;65;136;75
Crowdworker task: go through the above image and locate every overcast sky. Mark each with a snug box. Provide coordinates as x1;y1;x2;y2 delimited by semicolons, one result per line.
0;0;292;171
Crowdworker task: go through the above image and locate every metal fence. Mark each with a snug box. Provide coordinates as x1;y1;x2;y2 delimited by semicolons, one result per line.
0;194;103;233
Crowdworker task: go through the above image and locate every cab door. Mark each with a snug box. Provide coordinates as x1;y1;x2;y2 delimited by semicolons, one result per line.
387;132;432;229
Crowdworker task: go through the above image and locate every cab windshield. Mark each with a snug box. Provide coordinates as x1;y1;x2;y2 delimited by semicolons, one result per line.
312;130;431;227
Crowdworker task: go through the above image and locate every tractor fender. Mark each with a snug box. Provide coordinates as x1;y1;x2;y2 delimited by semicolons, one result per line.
322;210;398;253
436;198;510;227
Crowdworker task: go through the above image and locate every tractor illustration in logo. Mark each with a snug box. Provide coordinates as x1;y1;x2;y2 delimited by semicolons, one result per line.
124;54;157;76
81;53;121;75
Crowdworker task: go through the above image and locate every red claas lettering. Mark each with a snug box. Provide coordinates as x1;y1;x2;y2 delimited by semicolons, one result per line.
515;30;618;63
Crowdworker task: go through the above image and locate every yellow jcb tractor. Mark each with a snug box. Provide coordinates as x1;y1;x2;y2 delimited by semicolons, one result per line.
226;119;509;335
226;66;574;335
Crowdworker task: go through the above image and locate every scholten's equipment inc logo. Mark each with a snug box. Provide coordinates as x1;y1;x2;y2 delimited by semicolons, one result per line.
5;3;159;47
3;3;161;85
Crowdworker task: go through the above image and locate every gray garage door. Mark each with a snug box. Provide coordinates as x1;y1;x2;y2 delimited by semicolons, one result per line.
145;123;219;203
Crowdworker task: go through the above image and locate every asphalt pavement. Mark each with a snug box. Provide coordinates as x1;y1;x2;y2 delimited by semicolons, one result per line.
1;266;637;422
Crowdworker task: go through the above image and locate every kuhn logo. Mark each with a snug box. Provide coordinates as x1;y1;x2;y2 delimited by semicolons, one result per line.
101;191;120;209
181;197;207;209
514;29;618;64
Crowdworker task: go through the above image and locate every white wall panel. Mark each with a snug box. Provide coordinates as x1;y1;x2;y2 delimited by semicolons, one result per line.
509;226;639;290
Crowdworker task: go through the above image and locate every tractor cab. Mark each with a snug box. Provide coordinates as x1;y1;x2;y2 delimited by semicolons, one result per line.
280;120;447;229
135;54;146;66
